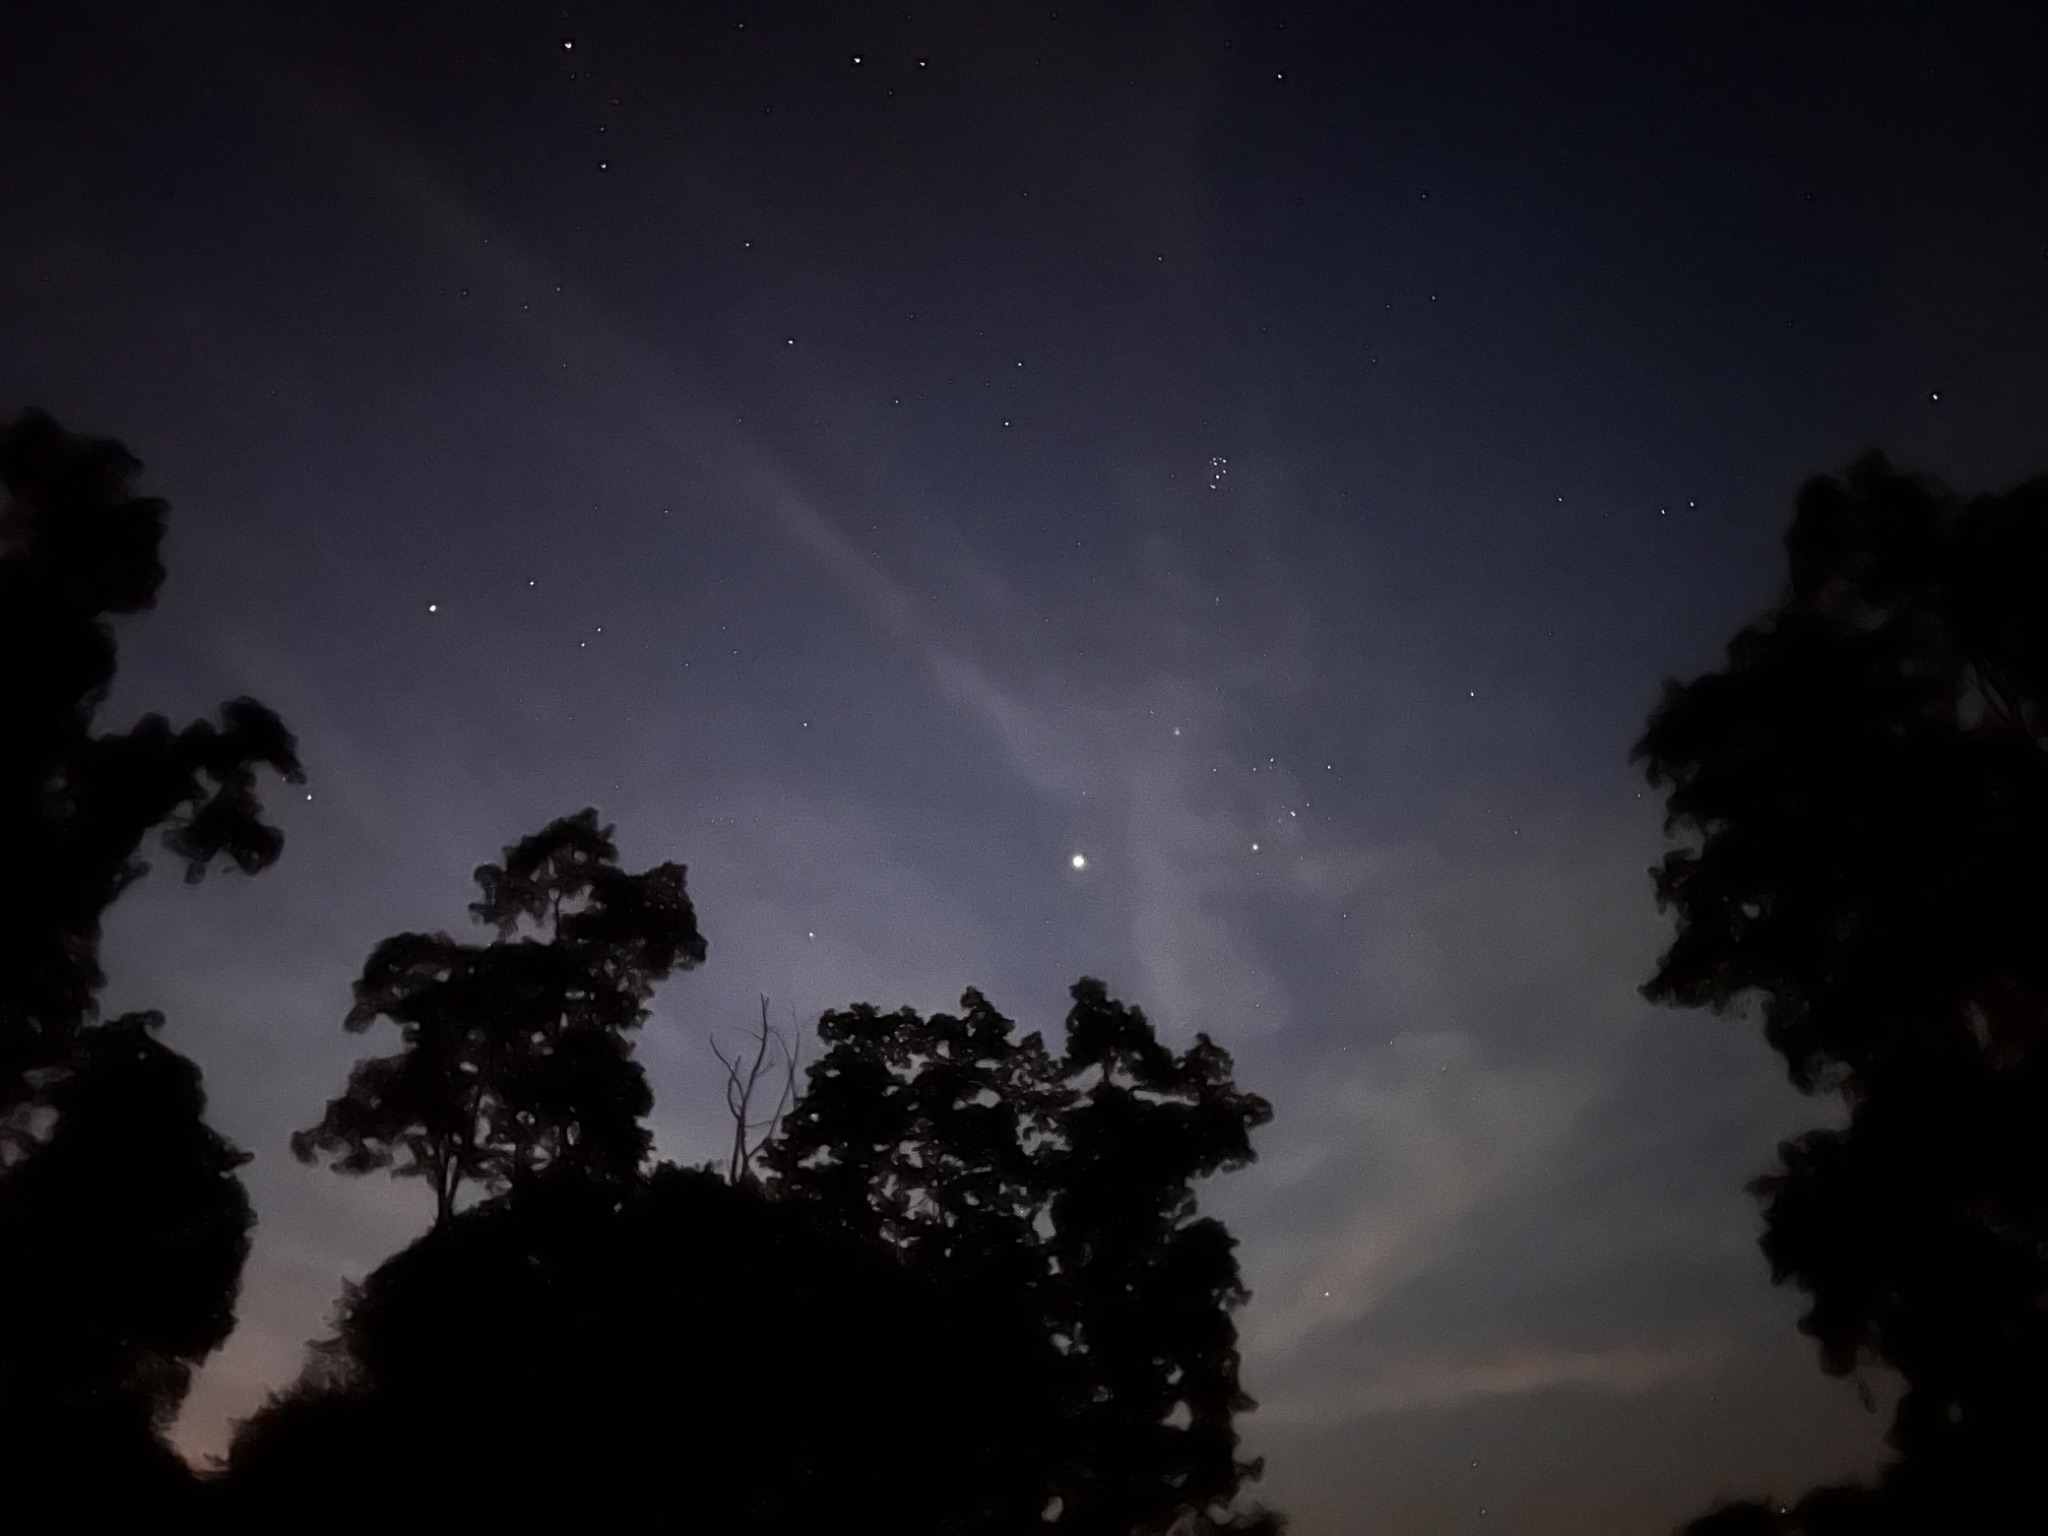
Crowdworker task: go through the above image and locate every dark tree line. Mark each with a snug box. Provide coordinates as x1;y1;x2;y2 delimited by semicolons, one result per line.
229;825;1277;1534
0;407;1280;1534
230;967;1276;1535
1644;455;2048;1534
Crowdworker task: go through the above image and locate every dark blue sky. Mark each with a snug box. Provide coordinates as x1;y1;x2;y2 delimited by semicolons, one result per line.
7;3;2048;1530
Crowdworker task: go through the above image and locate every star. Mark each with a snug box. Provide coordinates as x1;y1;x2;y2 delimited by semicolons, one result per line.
1070;853;1087;871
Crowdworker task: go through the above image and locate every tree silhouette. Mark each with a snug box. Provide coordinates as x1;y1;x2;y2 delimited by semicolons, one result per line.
224;1166;1015;1535
1048;980;1276;1536
0;407;300;1502
766;978;1280;1536
292;809;706;1224
0;407;301;1140
1641;454;2048;1531
0;1013;252;1499
238;974;1279;1534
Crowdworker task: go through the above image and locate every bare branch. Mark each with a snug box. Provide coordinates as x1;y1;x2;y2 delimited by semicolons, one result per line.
711;996;804;1186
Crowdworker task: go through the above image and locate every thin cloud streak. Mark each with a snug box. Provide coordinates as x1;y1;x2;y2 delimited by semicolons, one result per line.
1256;1340;1722;1425
1240;1039;1597;1359
287;70;1059;800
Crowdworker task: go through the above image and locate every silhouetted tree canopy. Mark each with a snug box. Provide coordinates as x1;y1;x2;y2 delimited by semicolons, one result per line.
1642;454;2048;1532
292;809;705;1223
239;973;1278;1535
767;978;1279;1536
0;408;299;1503
0;1012;252;1501
226;1167;1028;1535
0;406;302;1138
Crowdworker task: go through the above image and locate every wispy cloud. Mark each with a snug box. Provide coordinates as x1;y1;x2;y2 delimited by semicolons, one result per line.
1256;1339;1721;1425
1236;1033;1597;1359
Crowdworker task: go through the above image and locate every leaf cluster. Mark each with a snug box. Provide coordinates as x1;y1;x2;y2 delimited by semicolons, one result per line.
766;977;1277;1536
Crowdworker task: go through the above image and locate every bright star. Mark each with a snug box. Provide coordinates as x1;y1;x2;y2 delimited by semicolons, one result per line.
1070;853;1087;871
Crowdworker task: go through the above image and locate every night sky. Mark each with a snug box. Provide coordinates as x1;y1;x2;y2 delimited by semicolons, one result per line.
7;3;2048;1530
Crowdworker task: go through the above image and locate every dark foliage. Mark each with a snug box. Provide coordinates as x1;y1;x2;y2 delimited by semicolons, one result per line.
0;406;301;1134
240;975;1278;1534
0;408;298;1501
0;1013;252;1509
1643;455;2048;1531
0;1012;252;1422
225;1167;1051;1535
292;809;705;1223
767;977;1280;1536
